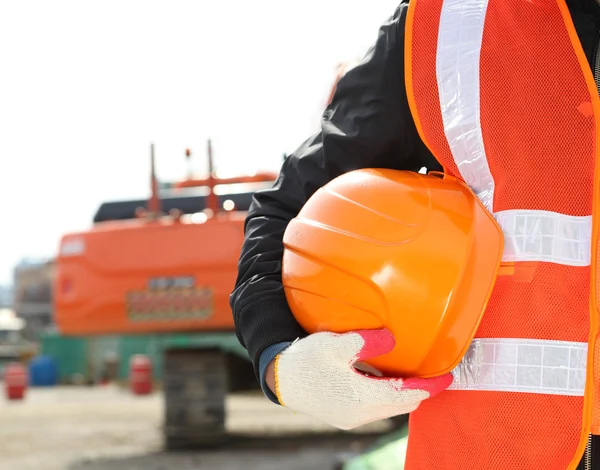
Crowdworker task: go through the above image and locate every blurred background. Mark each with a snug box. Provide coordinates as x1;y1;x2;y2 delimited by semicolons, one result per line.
0;1;407;469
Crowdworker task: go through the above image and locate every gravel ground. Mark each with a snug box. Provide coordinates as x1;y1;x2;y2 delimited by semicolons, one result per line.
0;385;389;470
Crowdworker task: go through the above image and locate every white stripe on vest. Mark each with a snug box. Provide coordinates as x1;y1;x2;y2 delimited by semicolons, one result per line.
495;210;592;266
436;0;493;210
449;338;587;396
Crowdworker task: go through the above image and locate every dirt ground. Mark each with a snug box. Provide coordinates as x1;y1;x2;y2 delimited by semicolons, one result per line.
0;385;389;470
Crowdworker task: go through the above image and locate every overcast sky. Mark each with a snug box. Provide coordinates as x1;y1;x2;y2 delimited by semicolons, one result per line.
0;0;400;285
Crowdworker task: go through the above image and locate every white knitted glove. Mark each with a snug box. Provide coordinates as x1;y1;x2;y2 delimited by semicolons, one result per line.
272;329;453;430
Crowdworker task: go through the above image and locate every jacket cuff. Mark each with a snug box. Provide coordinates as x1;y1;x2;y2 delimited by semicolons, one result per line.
237;295;308;379
259;341;293;404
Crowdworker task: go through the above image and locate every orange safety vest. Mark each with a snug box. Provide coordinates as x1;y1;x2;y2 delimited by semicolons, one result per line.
405;0;599;468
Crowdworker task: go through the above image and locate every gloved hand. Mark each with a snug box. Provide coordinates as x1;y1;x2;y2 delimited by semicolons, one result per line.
269;329;453;430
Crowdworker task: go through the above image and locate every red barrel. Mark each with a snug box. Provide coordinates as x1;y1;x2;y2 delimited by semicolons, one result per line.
4;362;28;400
129;355;153;395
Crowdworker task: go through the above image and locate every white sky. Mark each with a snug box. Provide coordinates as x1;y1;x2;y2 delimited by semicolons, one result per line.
0;0;400;285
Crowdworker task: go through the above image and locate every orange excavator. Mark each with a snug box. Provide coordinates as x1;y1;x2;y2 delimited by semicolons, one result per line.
52;64;352;449
54;141;277;448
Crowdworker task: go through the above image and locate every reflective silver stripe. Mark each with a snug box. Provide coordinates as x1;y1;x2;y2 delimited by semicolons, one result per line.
496;210;592;266
436;0;494;211
449;338;588;395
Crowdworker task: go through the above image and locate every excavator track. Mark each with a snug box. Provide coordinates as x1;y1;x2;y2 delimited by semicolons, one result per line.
163;348;228;449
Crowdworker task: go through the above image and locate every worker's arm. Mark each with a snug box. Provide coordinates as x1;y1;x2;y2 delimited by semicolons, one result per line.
230;1;441;404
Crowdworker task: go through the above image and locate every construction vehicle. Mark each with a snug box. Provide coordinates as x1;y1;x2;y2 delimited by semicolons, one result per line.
53;140;278;448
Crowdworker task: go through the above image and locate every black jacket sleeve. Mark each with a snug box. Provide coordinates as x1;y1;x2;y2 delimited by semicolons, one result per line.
230;2;440;376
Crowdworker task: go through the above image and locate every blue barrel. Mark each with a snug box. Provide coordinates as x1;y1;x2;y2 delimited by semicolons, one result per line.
28;356;58;387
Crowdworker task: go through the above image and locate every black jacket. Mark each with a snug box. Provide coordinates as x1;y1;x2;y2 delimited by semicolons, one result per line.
230;0;600;377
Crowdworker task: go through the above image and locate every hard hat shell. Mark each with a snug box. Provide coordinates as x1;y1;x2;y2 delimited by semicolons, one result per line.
282;169;503;379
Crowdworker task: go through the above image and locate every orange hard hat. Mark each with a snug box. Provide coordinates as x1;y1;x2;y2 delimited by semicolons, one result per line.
282;169;503;379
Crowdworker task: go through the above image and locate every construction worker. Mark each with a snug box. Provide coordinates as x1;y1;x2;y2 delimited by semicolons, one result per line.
230;0;600;468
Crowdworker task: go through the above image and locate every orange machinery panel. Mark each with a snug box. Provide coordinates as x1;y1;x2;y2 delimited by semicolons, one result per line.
53;213;247;336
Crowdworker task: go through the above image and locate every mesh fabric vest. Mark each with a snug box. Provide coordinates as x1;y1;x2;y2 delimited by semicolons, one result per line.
405;0;600;467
